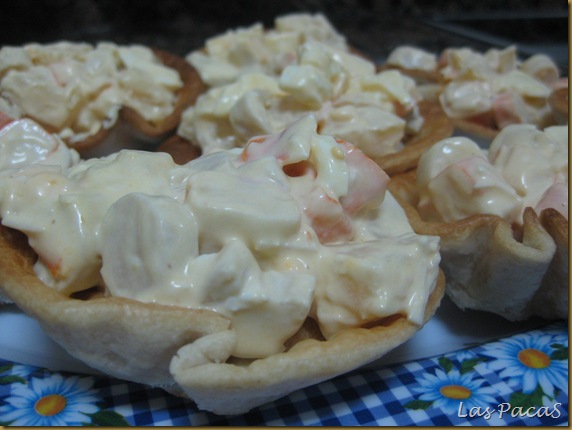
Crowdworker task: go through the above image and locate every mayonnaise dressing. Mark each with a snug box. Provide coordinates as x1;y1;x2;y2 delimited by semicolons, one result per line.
180;19;423;158
0;42;183;144
387;44;565;130
186;13;348;87
438;46;563;129
417;124;569;223
0;114;440;359
0;117;80;170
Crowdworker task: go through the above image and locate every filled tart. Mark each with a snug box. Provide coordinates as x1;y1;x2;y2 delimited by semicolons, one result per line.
0;114;444;415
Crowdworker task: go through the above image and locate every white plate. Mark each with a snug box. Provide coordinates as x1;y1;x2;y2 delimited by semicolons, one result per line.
0;296;547;376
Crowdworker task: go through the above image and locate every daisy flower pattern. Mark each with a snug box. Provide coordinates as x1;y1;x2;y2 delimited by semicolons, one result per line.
480;332;568;400
0;374;99;426
411;368;497;414
0;363;34;385
0;322;566;425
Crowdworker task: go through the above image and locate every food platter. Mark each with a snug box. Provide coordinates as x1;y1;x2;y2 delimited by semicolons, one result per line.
0;4;567;426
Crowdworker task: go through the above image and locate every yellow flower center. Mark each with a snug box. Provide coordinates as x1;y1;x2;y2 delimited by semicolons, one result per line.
35;394;67;416
440;384;472;400
518;348;551;369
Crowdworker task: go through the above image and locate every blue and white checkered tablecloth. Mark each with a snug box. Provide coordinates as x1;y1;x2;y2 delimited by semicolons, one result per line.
0;321;567;426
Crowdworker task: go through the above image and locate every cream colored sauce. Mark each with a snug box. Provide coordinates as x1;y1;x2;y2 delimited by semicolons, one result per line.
0;115;440;359
438;46;561;128
180;19;424;158
0;118;80;170
0;42;182;144
387;44;565;129
417;124;569;223
186;13;348;87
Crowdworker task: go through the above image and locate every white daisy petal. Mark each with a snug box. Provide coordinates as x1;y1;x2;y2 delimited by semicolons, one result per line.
537;373;555;398
0;373;101;426
521;370;539;393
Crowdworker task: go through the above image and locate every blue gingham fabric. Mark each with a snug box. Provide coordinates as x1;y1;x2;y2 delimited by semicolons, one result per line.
0;321;567;426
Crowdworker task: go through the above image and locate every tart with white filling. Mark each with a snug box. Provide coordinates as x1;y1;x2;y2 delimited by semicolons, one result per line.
389;124;568;321
383;45;568;142
0;114;444;415
161;13;453;175
0;42;206;157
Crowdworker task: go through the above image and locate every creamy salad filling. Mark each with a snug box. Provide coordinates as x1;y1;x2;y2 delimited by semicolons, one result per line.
181;27;424;158
0;115;440;359
0;115;439;358
386;44;567;130
0;42;183;144
416;124;568;223
187;13;348;87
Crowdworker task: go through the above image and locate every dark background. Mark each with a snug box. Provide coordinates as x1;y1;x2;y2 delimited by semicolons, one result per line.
1;0;569;71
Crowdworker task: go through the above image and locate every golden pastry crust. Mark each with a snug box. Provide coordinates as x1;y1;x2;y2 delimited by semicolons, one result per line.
0;225;231;388
156;134;202;165
0;223;444;414
388;170;568;321
532;208;570;319
449;116;502;141
170;285;444;415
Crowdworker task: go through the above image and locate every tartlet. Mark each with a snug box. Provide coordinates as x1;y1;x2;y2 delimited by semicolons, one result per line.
0;42;206;157
390;175;567;321
388;125;568;321
0;225;444;414
0;115;445;415
382;45;568;143
167;14;453;174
